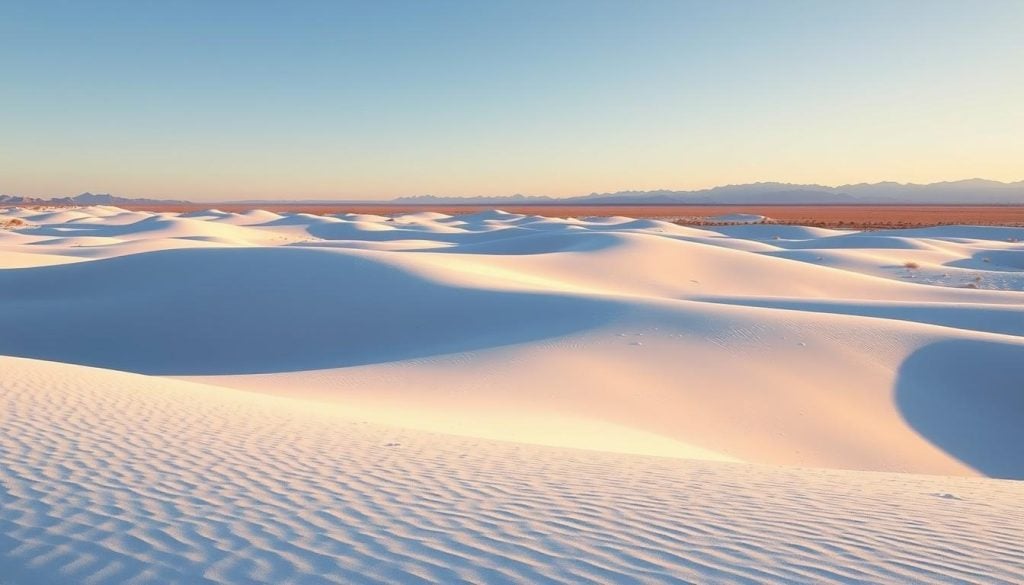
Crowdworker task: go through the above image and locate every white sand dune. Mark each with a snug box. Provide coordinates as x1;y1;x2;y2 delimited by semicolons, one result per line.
3;356;1023;585
2;206;1023;583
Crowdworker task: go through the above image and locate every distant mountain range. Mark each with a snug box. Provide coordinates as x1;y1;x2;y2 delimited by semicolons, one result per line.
0;192;188;206
393;179;1024;205
4;180;1024;206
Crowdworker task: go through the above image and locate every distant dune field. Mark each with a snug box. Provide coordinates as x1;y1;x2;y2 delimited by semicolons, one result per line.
115;203;1024;228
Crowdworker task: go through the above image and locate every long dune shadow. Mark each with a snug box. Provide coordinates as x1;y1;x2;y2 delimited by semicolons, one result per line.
16;215;188;238
426;231;629;255
691;296;1024;338
946;249;1024;273
0;247;621;375
297;226;628;256
305;221;558;245
895;339;1024;479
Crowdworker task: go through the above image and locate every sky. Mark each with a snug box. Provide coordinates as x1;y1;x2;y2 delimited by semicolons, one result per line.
2;1;1022;201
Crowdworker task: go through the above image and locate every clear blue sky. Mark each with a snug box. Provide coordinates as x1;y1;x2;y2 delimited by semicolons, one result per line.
2;0;1022;201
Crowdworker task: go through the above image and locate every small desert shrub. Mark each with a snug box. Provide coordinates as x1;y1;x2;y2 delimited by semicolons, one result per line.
903;261;919;269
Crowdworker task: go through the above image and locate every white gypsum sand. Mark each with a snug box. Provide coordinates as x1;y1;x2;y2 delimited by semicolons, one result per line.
1;205;1023;584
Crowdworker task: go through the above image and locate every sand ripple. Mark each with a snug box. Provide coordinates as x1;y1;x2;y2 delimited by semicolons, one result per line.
2;357;1022;584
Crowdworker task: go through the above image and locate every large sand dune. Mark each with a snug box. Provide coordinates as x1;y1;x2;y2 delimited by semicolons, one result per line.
2;206;1022;583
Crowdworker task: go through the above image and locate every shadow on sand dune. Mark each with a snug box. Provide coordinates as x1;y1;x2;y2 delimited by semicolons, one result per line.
895;339;1024;479
0;247;621;376
690;296;1024;338
17;215;187;238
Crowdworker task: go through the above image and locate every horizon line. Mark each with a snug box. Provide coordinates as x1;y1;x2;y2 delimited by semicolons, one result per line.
6;177;1024;203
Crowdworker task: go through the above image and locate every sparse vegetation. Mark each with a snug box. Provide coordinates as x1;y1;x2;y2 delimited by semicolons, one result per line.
903;261;919;270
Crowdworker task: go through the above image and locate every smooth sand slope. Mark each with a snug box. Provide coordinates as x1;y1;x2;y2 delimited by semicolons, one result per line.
1;206;1023;584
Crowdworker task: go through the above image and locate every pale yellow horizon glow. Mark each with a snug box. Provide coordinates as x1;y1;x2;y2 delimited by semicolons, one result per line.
5;164;1022;202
